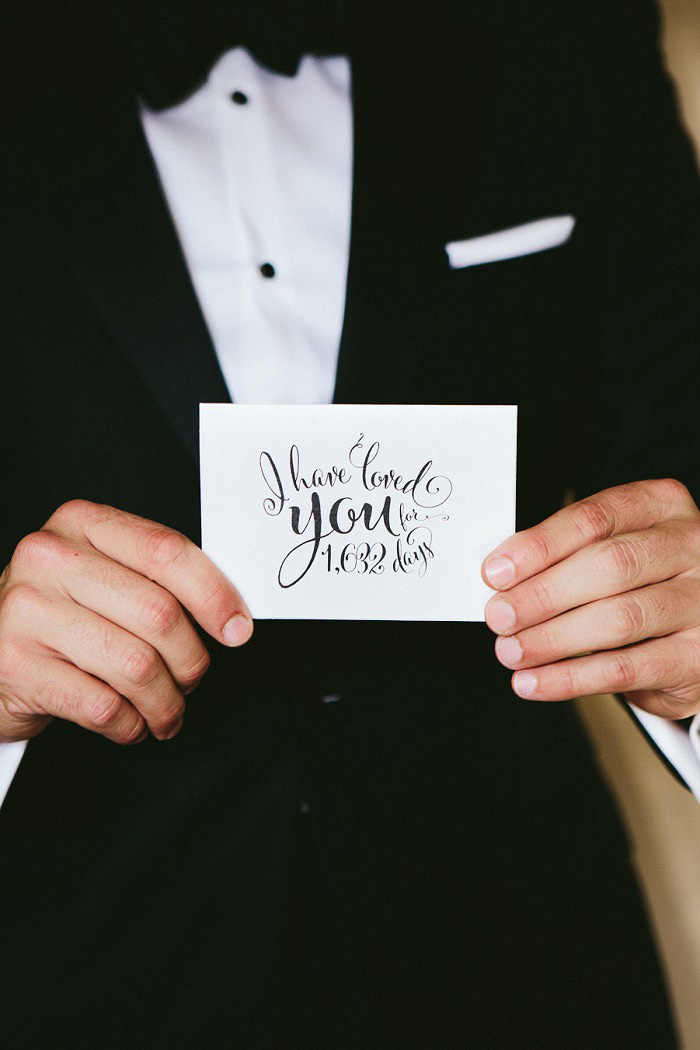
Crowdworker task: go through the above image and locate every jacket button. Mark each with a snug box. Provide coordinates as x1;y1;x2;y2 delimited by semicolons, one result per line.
259;262;276;278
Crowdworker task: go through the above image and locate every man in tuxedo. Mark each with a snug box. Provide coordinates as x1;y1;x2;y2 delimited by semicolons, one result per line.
1;0;700;1046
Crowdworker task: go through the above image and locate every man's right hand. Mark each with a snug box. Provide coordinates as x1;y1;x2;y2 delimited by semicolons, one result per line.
0;501;253;744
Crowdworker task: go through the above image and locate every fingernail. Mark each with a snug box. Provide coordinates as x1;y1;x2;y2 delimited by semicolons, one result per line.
163;718;183;741
513;671;538;698
484;555;516;588
223;614;253;647
495;635;522;668
132;727;149;745
486;599;515;633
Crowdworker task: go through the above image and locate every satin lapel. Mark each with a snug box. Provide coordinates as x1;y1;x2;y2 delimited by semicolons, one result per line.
333;3;490;406
47;103;231;462
333;24;435;406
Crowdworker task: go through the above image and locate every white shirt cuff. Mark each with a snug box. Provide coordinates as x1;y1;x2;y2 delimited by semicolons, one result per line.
0;740;28;807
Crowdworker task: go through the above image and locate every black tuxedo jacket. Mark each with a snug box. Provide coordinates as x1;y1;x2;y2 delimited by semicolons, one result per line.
0;1;698;1046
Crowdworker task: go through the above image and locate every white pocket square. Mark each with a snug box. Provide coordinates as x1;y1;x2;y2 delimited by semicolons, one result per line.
445;214;575;269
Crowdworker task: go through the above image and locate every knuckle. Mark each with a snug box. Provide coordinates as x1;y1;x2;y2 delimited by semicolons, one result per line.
196;578;234;621
119;644;160;688
0;641;28;682
0;582;44;623
87;690;124;729
139;591;182;637
528;530;553;566
611;595;647;640
13;530;66;570
556;662;575;697
142;526;190;572
49;499;98;528
141;527;189;571
528;576;556;617
572;498;613;543
607;651;637;692
153;700;185;735
549;663;579;697
654;477;691;507
534;623;560;662
119;717;147;745
178;648;210;689
599;538;641;583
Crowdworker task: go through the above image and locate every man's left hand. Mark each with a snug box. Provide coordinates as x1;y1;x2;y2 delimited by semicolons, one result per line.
482;479;700;720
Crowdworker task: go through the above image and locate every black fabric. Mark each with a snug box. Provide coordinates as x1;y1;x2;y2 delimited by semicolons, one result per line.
1;0;699;1045
117;0;348;107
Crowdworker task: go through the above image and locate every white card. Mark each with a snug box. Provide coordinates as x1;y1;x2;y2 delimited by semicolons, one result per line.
200;404;517;621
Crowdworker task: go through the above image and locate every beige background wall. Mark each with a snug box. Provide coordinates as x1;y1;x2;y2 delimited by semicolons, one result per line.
659;0;700;164
578;7;700;1047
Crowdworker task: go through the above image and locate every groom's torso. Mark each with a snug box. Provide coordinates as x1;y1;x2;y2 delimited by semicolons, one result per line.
0;2;681;1046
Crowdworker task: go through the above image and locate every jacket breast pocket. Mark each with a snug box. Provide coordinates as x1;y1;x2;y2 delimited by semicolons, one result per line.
444;215;575;269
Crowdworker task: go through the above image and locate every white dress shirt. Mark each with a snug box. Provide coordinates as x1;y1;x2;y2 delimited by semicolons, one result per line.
1;46;700;805
141;47;352;405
